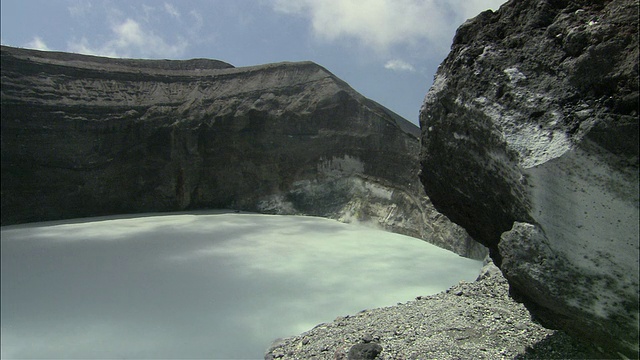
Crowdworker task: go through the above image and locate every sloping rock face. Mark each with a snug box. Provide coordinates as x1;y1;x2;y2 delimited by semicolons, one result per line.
419;0;638;356
1;46;486;259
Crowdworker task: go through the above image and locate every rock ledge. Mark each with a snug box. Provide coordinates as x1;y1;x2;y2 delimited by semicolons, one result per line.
265;262;613;359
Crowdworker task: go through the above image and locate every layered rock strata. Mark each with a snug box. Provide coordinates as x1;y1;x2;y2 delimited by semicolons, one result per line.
419;0;638;356
0;46;486;258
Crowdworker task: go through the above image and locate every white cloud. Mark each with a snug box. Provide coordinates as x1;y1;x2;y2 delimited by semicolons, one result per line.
67;18;187;58
272;0;506;52
67;37;113;57
68;0;92;18
189;10;204;29
164;3;181;19
112;19;147;47
25;36;51;51
384;59;415;72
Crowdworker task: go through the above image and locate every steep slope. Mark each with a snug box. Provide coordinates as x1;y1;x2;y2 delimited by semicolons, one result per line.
419;0;638;356
0;46;486;258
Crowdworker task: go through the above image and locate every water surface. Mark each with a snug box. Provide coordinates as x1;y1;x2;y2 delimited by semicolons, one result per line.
1;212;481;359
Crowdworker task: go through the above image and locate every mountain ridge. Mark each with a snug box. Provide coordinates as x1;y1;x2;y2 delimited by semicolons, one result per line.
1;46;418;138
0;45;484;259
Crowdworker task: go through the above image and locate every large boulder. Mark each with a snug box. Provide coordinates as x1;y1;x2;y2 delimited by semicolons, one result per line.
0;45;486;258
419;0;638;356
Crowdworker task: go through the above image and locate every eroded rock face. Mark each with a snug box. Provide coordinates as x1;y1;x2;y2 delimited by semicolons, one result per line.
419;0;638;356
0;46;486;258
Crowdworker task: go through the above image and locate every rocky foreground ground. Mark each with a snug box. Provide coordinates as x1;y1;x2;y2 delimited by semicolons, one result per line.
265;262;617;360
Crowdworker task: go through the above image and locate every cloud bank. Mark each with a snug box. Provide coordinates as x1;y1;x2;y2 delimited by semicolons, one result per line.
273;0;506;52
67;18;187;58
29;2;196;59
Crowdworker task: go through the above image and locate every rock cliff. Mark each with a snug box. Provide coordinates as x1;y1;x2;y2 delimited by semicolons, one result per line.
420;0;638;356
0;45;486;259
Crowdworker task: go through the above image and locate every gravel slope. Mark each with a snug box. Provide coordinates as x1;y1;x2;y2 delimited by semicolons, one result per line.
265;262;616;359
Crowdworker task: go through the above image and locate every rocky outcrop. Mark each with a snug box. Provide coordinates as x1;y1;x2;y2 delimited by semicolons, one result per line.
265;260;609;359
0;45;486;258
419;0;638;356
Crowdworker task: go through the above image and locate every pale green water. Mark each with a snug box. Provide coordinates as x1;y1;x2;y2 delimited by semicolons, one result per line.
1;212;482;359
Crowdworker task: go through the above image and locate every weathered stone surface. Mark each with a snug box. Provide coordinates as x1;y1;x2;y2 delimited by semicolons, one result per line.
0;45;486;258
264;260;610;359
347;342;383;359
419;0;638;356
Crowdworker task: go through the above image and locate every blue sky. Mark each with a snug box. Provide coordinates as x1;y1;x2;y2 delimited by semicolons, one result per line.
0;0;506;124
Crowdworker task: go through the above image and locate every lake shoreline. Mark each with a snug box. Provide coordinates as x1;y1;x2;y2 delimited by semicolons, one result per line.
265;261;614;360
1;212;482;359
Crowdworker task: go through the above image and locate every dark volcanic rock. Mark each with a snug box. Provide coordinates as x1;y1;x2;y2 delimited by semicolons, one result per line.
419;0;638;356
0;45;486;258
347;342;383;359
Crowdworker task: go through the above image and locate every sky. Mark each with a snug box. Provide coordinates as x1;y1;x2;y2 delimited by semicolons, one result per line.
0;0;507;124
